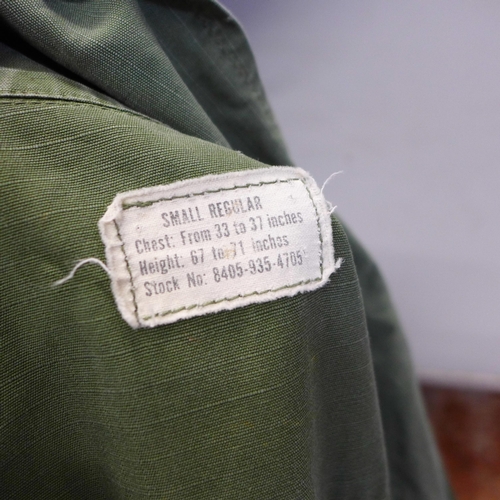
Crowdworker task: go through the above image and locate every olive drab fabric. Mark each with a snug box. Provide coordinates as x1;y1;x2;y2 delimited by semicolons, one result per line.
0;1;453;498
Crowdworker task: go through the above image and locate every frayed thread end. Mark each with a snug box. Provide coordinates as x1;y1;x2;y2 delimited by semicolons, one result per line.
326;202;338;215
320;171;343;195
334;257;343;271
321;171;343;215
53;258;110;287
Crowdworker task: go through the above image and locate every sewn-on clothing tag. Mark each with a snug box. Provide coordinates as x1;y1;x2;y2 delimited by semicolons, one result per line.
99;167;335;328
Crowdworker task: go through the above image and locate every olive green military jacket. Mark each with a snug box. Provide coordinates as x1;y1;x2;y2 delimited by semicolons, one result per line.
0;1;452;498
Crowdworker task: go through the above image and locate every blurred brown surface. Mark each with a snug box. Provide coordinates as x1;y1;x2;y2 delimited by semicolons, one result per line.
421;384;500;500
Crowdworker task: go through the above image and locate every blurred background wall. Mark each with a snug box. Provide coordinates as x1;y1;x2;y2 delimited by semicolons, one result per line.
222;0;500;388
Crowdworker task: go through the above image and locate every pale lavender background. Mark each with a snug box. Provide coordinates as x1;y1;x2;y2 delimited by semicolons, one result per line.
222;0;500;386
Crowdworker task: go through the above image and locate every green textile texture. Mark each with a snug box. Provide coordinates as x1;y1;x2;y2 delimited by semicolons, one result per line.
0;1;452;498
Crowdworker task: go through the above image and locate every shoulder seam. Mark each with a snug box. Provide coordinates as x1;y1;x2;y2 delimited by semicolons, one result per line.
0;92;167;128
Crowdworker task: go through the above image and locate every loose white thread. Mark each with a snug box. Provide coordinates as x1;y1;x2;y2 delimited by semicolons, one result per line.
334;257;344;270
321;171;343;215
320;171;343;195
53;258;110;286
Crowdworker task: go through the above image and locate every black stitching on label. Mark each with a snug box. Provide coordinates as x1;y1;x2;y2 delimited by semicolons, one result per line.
113;220;140;324
121;178;301;210
141;277;321;321
302;181;324;276
114;177;325;324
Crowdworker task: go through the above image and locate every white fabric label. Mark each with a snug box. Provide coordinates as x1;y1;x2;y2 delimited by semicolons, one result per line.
99;167;335;328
